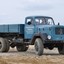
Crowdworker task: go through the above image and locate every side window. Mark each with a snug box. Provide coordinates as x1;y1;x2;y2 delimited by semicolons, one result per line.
35;19;40;24
35;18;46;25
47;19;53;25
26;18;33;25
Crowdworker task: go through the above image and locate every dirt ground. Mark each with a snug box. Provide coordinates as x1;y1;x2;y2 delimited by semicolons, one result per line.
0;45;64;64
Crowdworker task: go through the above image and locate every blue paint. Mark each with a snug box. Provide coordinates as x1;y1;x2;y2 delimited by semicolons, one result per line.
25;16;64;41
0;24;24;34
0;16;64;41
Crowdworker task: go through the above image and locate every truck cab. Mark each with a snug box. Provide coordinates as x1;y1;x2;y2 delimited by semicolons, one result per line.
25;16;64;55
25;16;54;39
25;16;64;41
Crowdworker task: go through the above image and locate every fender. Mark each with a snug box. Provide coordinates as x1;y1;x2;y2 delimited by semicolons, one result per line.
30;33;48;45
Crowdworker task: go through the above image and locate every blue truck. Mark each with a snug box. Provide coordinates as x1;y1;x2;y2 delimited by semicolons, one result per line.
0;16;64;56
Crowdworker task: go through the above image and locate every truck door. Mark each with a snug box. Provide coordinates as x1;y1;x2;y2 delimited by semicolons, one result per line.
25;17;34;39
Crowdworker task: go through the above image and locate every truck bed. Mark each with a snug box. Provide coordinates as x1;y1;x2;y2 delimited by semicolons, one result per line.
0;24;24;34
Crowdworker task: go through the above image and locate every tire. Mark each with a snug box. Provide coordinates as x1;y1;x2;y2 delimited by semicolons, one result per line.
16;45;29;52
34;38;44;56
4;39;10;52
58;44;64;54
0;38;10;52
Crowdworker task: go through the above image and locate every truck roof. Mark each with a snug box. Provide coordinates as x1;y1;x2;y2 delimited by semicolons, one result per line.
26;16;53;19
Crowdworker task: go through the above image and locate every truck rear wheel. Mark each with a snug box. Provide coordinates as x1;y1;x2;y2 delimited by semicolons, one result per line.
16;45;29;52
0;38;10;52
34;38;44;56
58;44;64;54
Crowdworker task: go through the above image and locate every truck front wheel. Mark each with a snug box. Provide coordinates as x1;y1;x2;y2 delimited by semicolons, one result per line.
0;38;10;52
34;38;44;56
58;44;64;54
16;45;29;52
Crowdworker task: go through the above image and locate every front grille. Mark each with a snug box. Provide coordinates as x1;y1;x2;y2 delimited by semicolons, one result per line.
55;27;64;35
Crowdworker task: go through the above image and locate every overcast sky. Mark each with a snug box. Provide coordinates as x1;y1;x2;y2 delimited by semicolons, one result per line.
0;0;64;25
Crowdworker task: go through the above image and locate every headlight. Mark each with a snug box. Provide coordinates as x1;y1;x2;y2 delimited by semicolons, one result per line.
47;35;51;39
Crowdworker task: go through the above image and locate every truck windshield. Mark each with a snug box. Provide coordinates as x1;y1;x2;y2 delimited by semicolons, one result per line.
35;17;54;25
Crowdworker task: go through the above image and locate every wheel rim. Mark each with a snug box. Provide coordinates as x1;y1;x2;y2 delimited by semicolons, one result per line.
35;41;38;51
0;42;2;49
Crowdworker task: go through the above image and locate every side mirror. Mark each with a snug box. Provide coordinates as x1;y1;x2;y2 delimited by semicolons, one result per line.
58;22;60;25
27;22;31;25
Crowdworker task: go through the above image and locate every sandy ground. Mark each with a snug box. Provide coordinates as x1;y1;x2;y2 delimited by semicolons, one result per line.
0;46;64;64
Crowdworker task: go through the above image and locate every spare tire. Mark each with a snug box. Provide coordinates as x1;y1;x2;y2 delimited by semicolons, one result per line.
0;38;10;52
